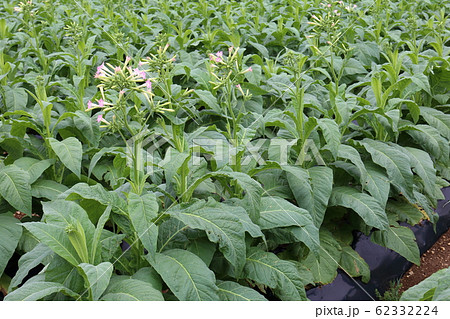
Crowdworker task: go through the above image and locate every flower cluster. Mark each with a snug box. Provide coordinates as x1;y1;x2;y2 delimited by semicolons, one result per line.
208;46;252;96
139;44;176;80
87;46;188;129
64;21;84;47
307;1;356;53
14;0;36;17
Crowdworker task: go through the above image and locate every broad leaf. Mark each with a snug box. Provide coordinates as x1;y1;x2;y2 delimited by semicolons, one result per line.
49;137;82;178
404;147;437;198
318;118;341;158
31;180;68;200
258;197;319;255
5;281;79;301
371;224;420;265
284;165;332;227
361;139;414;201
337;144;368;188
407;125;449;164
243;247;307;301
195;89;221;113
217;280;267;301
150;249;219;301
0;165;32;215
23;222;80;266
10;243;52;289
340;246;370;283
401;267;450;301
14;157;54;184
364;163;390;207
78;262;113;301
169;200;246;274
0;215;23;277
101;278;164;301
420;107;450;140
128;193;159;261
61;183;127;215
303;230;342;284
329;186;389;230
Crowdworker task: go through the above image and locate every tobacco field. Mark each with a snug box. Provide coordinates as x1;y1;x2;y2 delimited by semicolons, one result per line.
0;0;449;301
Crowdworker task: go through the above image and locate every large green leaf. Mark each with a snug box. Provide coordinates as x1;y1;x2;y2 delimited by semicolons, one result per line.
78;262;113;301
73;110;100;147
48;137;82;178
329;186;389;230
169;200;246;274
243;247;307;301
361;139;414;201
187;170;263;222
42;200;95;261
407;125;449;164
401;267;450;301
219;171;263;222
371;224;420;265
364;163;390;207
339;246;370;283
128;192;159;261
4;86;28;111
91;206;111;265
318;118;341;158
101;278;164;301
195;89;221;113
61;183;127;215
258;197;319;255
0;165;32;215
31;180;69;200
337;144;368;188
217;280;267;301
284;165;314;218
0;215;23;277
420;107;450;140
4;281;79;301
308;166;333;227
303;230;342;284
150;249;219;301
23;222;80;266
285;165;333;227
10;243;52;289
404;147;437;198
14;157;54;184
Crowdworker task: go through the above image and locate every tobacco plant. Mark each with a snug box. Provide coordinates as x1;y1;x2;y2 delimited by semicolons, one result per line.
0;0;449;301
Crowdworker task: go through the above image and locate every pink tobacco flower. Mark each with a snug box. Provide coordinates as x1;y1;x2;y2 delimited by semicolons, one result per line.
87;100;93;109
97;114;103;123
98;99;105;108
145;80;152;90
114;66;121;73
133;68;146;79
125;56;131;62
216;51;223;58
247;67;252;72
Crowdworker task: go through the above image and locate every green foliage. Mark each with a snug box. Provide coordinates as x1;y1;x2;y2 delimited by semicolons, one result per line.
401;267;450;301
0;0;449;301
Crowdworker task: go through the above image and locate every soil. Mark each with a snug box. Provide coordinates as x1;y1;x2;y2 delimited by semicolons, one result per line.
399;228;450;294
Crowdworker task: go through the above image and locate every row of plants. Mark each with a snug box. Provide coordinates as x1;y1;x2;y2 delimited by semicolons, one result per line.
0;0;449;300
